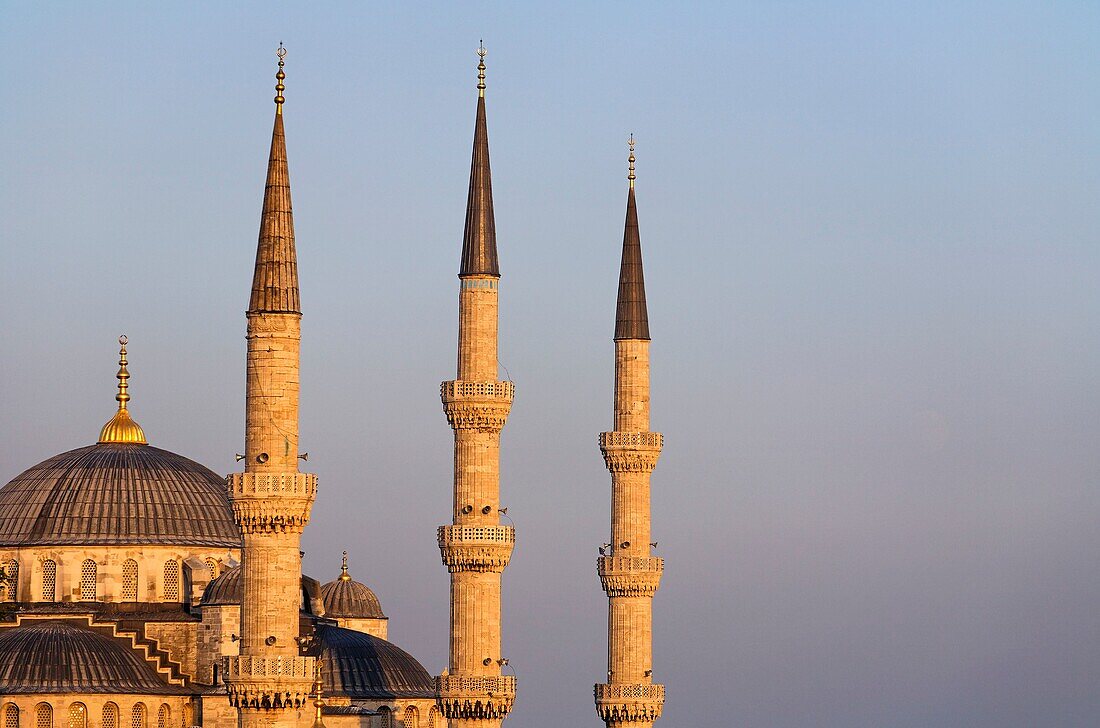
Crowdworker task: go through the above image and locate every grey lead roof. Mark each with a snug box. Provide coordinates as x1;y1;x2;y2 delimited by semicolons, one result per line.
459;95;500;277
310;624;434;700
615;187;650;340
0;443;241;548
321;577;385;619
0;620;189;694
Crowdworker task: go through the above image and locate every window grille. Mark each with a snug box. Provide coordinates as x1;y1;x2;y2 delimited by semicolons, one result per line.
41;560;56;602
67;704;85;728
102;704;117;728
427;707;439;728
122;560;138;601
130;704;145;728
3;560;18;601
378;708;391;728
163;561;179;601
155;706;168;728
401;707;418;728
80;560;97;601
181;704;192;728
4;703;19;728
34;704;51;728
204;558;217;581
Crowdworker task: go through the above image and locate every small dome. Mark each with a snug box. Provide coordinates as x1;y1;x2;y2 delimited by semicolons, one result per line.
312;625;432;699
0;443;241;548
201;565;243;606
320;555;385;619
0;620;188;694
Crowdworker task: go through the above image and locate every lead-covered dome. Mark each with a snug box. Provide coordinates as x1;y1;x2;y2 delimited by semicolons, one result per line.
0;443;241;548
321;554;385;619
0;620;189;694
311;625;433;699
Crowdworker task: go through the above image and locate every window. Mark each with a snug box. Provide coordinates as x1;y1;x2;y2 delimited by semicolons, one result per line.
401;707;418;728
2;560;18;601
80;560;97;601
163;561;179;601
181;704;192;728
204;558;217;581
4;703;19;728
130;704;146;728
102;704;118;728
41;560;56;602
378;708;391;728
67;704;86;728
427;707;440;728
34;704;51;728
122;560;138;601
155;706;168;728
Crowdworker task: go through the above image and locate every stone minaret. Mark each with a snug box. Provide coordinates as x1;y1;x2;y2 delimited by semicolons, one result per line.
436;43;517;727
595;138;665;728
224;46;318;728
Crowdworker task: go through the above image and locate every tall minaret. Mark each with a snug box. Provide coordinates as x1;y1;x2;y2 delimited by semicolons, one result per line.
595;137;665;728
436;42;517;728
224;45;318;728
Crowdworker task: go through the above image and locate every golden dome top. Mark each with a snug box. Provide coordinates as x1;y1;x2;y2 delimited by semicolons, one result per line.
98;335;147;445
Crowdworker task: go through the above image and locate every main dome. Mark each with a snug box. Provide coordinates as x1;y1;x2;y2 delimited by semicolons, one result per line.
0;443;241;548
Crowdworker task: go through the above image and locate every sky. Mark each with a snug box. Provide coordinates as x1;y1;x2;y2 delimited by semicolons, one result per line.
1;2;1099;726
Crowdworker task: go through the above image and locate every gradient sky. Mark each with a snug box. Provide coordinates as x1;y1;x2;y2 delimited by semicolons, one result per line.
2;3;1099;726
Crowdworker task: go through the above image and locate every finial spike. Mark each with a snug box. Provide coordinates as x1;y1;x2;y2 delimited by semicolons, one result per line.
98;335;148;444
628;134;636;189
477;40;487;97
274;43;287;113
339;551;351;581
115;335;130;411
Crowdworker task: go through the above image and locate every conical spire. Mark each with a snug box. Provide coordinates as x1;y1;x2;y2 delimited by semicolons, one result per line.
615;136;650;340
459;42;500;277
249;45;301;314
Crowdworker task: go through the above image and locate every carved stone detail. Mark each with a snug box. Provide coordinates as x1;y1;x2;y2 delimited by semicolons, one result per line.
599;431;663;473
438;525;515;573
227;473;316;534
441;380;514;432
222;655;316;710
594;683;665;722
597;556;664;597
436;674;517;720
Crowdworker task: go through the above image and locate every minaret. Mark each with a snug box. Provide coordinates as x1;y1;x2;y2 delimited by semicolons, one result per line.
594;137;665;727
436;42;517;727
224;45;318;728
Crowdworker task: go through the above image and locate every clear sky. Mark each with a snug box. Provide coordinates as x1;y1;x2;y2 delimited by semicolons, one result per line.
2;2;1099;726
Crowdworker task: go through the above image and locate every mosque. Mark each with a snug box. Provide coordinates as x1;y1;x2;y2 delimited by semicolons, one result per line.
0;46;664;728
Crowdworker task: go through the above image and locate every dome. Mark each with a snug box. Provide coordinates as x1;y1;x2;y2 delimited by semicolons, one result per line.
0;443;241;548
0;620;189;694
201;565;243;606
320;555;385;619
312;625;433;699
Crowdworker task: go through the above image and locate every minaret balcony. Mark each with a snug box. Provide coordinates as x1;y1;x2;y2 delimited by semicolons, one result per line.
599;432;663;472
441;380;515;432
436;674;517;720
438;525;515;573
222;655;316;709
227;473;318;534
594;683;665;722
597;556;663;597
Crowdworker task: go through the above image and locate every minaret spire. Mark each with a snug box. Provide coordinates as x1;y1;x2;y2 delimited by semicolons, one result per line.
225;46;318;728
459;41;500;277
249;43;300;314
595;137;665;728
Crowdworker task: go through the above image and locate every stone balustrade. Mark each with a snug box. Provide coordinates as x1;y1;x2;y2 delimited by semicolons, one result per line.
599;431;663;473
594;682;665;722
222;655;315;710
227;473;317;534
228;472;318;498
438;525;515;573
598;431;664;449
441;380;516;401
436;674;517;720
597;556;664;597
441;380;515;432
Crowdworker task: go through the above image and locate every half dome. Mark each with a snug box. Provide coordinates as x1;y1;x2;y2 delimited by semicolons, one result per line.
0;443;241;548
312;625;433;699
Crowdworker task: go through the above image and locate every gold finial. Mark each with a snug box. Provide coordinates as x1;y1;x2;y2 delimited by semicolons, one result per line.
477;40;487;97
628;134;636;189
311;660;326;728
339;551;351;581
98;335;148;445
275;43;287;113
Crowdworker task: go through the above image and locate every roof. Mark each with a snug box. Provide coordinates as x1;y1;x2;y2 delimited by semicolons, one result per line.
614;187;650;340
320;576;385;620
459;95;499;277
249;109;301;313
0;620;188;694
0;443;241;548
310;625;434;700
201;566;322;614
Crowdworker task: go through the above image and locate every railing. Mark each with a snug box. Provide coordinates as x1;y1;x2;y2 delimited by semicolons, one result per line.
222;655;315;679
228;473;318;497
594;682;665;701
599;431;664;449
438;525;516;545
436;674;517;696
597;556;664;574
441;380;516;400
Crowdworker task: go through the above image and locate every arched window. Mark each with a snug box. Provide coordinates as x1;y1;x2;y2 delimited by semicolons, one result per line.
79;560;97;601
401;706;418;728
67;703;86;728
41;560;56;602
377;708;391;728
426;706;440;728
4;703;20;728
2;560;18;601
155;706;168;728
34;704;51;728
204;558;217;581
122;560;138;601
163;561;179;602
130;704;146;728
181;704;192;728
101;704;118;728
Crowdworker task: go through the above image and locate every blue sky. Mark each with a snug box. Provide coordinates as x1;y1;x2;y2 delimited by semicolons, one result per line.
2;3;1099;726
